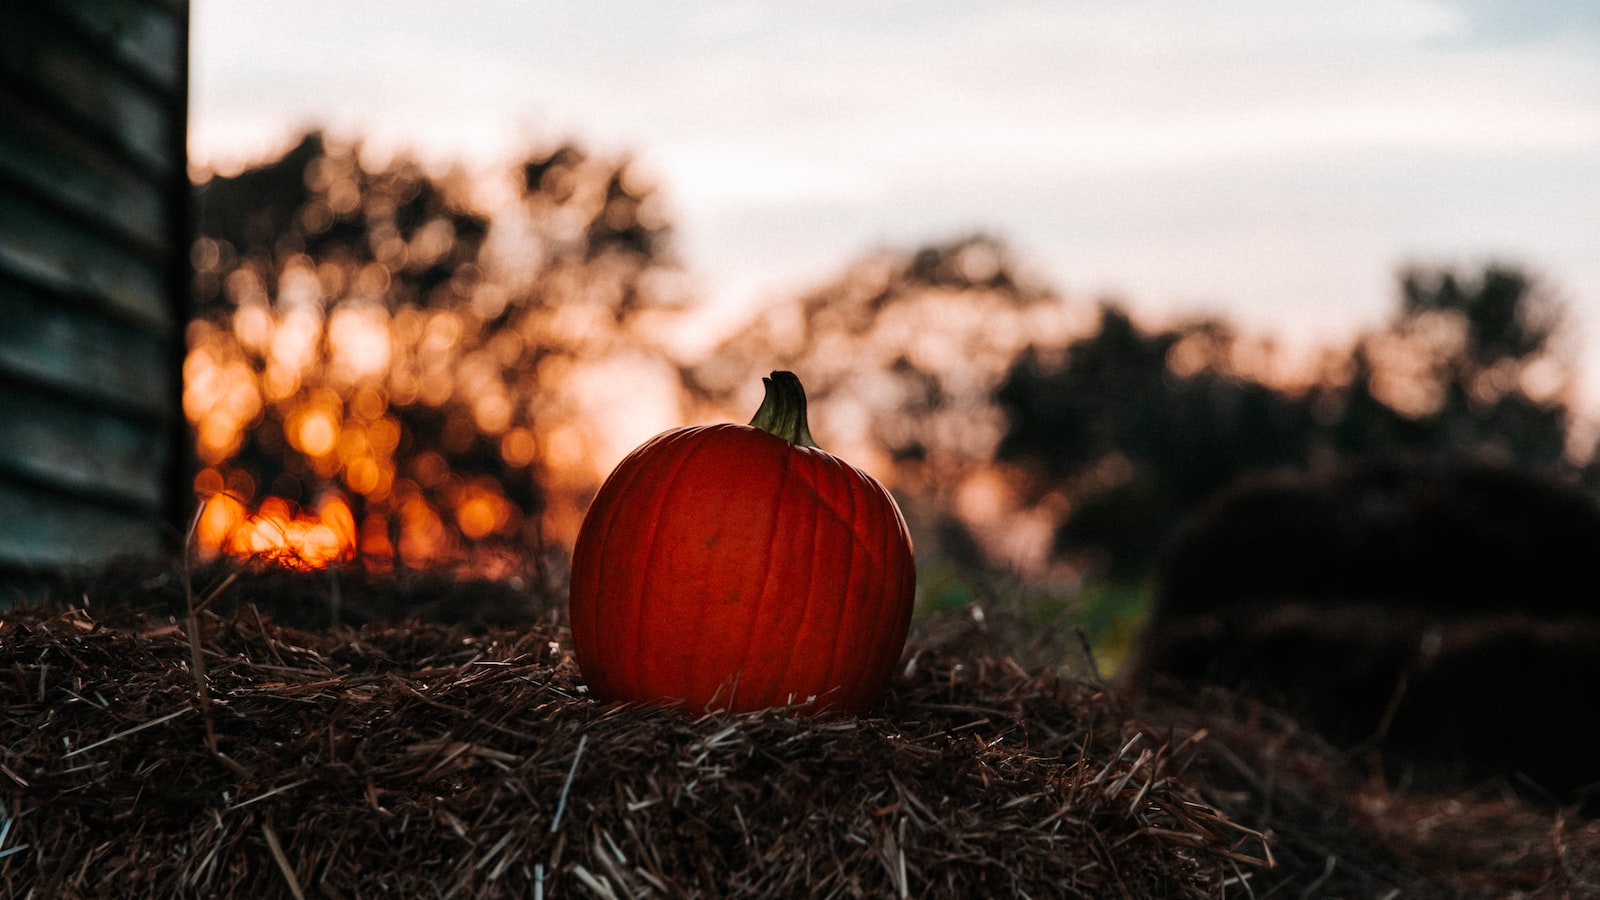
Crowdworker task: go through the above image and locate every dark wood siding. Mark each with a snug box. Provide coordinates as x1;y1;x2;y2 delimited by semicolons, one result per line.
0;0;190;590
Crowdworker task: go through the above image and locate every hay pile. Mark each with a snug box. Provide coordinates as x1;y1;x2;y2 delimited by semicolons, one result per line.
1;563;1596;898
1136;680;1600;898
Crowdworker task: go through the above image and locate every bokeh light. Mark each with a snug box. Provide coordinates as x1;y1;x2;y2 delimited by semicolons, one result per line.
185;133;684;573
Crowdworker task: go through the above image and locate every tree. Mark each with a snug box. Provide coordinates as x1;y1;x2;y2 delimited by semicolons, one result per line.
993;264;1580;581
686;235;1077;571
995;306;1314;579
185;133;686;573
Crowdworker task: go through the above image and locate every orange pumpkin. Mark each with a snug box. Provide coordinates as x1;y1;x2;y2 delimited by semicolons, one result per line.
569;371;915;714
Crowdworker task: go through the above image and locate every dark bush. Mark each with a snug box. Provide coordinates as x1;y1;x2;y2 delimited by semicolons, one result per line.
1127;455;1600;806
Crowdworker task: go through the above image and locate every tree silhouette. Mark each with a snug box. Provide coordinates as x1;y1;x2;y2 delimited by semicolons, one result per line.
994;265;1580;581
995;307;1315;578
185;133;685;573
686;235;1077;570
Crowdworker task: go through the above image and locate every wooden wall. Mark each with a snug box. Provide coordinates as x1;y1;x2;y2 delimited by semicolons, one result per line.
0;0;190;596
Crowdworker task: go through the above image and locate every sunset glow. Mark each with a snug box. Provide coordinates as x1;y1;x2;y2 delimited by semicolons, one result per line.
182;134;687;572
194;477;357;570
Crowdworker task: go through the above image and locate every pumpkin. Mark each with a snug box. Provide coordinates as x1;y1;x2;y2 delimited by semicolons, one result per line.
569;371;916;714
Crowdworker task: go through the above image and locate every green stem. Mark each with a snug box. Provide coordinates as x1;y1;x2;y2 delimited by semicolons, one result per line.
747;371;820;449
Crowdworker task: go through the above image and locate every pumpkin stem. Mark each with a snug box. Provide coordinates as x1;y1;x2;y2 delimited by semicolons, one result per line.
748;371;820;449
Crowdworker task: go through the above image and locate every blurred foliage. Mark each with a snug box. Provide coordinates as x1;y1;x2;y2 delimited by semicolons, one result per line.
185;133;686;574
687;232;1587;625
691;236;1057;471
687;235;1081;574
994;265;1578;581
995;308;1317;579
182;130;1591;620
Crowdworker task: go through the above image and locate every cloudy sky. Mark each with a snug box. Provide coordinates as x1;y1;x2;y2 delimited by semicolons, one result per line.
191;0;1600;391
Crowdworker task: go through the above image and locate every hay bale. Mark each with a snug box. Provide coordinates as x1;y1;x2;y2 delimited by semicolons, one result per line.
4;562;1597;898
1138;681;1600;899
1154;457;1600;620
0;572;1265;898
1130;456;1600;805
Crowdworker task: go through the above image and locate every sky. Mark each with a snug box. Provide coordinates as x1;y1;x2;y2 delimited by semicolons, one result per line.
190;1;1600;402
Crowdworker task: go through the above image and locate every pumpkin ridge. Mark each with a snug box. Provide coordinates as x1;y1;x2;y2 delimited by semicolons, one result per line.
857;470;913;706
630;429;723;702
813;453;861;700
790;451;894;582
754;444;826;710
571;426;685;699
844;475;888;705
864;480;913;701
726;434;796;710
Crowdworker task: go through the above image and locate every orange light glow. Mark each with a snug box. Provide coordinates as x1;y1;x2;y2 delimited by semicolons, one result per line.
194;485;358;570
293;405;340;458
398;494;448;569
454;478;516;540
183;135;700;574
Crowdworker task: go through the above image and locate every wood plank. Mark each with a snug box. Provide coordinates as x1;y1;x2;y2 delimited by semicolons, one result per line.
0;96;168;255
0;480;165;569
0;4;173;175
0;386;171;509
0;282;178;419
0;0;187;582
0;191;174;335
41;0;183;90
